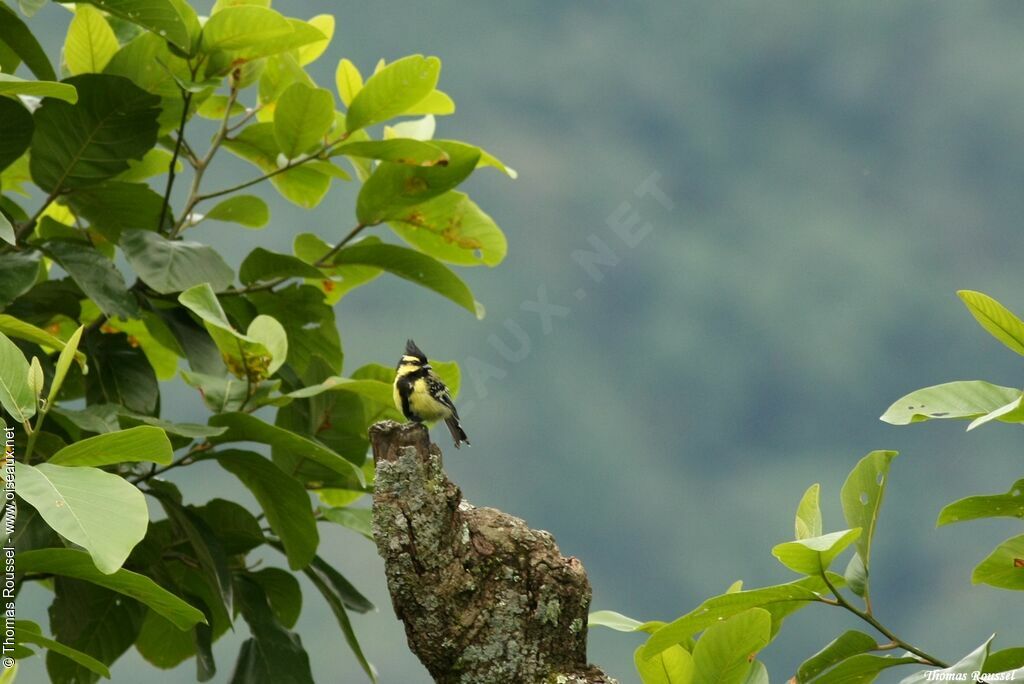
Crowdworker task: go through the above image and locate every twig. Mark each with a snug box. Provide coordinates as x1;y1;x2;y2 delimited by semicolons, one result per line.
158;90;194;233
820;573;948;667
169;79;242;237
222;222;369;296
194;133;349;204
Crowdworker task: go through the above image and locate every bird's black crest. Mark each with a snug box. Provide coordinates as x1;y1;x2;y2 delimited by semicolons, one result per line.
405;339;427;362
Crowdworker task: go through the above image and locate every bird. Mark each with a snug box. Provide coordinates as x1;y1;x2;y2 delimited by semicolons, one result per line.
393;339;470;448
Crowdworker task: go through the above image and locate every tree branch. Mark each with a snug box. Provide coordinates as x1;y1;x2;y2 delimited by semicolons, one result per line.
369;420;617;684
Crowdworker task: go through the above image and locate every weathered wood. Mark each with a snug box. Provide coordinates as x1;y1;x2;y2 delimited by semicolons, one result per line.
370;421;617;684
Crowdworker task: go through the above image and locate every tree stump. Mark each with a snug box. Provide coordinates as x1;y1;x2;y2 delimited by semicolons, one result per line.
370;421;617;684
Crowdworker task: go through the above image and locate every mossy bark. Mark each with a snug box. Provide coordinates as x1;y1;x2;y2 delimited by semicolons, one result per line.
370;421;617;684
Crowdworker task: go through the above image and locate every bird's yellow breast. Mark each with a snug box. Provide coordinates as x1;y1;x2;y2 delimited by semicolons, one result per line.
409;378;452;422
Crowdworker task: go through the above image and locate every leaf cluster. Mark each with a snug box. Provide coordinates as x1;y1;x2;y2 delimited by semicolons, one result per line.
0;0;510;681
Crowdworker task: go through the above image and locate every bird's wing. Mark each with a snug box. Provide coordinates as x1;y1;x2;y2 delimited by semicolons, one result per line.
426;374;459;418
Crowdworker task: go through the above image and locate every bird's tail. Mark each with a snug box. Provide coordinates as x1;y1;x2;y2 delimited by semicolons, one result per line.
444;416;470;449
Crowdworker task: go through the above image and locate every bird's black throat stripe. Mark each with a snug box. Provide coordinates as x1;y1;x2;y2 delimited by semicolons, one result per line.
396;372;425;421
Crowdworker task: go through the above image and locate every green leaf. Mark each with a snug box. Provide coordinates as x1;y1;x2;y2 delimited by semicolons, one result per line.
46;577;144;683
66;181;172;240
274;83;335;159
44;240;140;319
65;5;120;75
207;414;364;489
985;649;1024;675
148;483;233;617
334;57;362;107
319;506;372;541
27;355;43;400
77;0;197;53
201;6;292;52
16;462;148;573
643;577;831;659
203;449;317;569
297;14;332;65
692;608;771;684
205;195;269;228
0;330;35;422
0;253;41;309
0;210;13;247
635;643;695;684
880;381;1022;425
19;548;206;629
1;306;84;362
293;233;381;303
197;93;246;119
899;636;993;684
843;553;867;599
85;331;159;415
30;74;159;192
100;312;181;380
811;655;917;683
191;498;264;556
0;73;76;103
223;123;331;208
231;575;315;684
346;54;441;132
744;661;768;684
937;479;1024;526
333;138;449;166
179;370;257;413
0;96;33;174
589;610;651;633
15;620;111;678
965;394;1024;431
249;568;302;629
239;248;324;285
772;529;861;577
0;4;56;80
48;425;172;466
287;377;392;405
330;242;478;315
302;562;377;681
247;284;342;376
958;290;1024;356
407;89;456;116
385;190;507;267
48;325;85;404
115;147;180;182
356;141;482;225
839;451;896;598
797;630;878;682
795;483;822;540
971;535;1024;590
178;284;286;379
121;229;235;294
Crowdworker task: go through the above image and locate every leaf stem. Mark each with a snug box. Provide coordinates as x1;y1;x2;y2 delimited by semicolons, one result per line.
169;78;242;237
194;133;349;204
158;89;194;233
9;189;61;248
130;442;211;485
225;222;369;296
820;573;948;667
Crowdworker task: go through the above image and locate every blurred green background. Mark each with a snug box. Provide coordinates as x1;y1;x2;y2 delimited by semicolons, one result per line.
18;1;1024;681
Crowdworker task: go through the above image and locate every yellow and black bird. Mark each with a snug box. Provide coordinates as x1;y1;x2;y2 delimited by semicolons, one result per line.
393;339;470;448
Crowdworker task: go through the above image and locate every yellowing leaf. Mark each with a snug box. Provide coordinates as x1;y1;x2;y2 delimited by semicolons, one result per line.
64;5;119;75
298;14;333;65
335;58;363;107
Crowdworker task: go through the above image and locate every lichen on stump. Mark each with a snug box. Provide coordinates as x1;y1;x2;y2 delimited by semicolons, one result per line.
369;420;617;684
